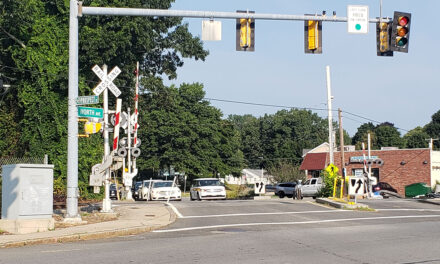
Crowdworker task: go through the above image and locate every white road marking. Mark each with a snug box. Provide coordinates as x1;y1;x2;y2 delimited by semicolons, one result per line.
180;210;345;219
153;214;440;233
41;249;81;253
376;209;440;212
166;202;183;218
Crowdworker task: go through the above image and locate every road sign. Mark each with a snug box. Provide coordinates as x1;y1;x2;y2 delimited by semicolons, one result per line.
92;65;122;97
78;106;104;118
348;177;365;195
347;5;369;34
325;164;339;177
76;95;99;105
254;182;266;194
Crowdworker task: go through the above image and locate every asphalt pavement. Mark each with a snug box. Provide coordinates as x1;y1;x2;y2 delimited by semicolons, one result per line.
0;201;175;248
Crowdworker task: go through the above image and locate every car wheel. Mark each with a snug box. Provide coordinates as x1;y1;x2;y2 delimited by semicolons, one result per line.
278;192;285;198
196;192;201;201
190;192;195;201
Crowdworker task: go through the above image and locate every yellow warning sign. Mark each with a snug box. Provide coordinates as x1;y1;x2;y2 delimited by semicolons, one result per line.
325;164;339;177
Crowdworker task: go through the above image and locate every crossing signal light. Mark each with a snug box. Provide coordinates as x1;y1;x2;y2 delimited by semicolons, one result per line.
236;10;255;51
376;21;393;56
391;11;411;53
304;16;322;54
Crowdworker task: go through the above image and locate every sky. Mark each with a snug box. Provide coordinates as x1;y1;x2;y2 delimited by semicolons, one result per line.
166;0;440;137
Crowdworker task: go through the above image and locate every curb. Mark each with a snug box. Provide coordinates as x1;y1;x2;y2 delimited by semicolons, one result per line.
316;198;370;210
0;205;177;249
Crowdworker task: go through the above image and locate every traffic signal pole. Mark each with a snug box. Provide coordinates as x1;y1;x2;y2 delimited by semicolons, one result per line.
79;5;391;23
68;2;393;218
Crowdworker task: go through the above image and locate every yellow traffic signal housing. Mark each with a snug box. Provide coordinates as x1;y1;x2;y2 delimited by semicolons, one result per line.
304;17;322;54
236;10;255;51
376;21;393;56
84;121;102;134
240;18;252;48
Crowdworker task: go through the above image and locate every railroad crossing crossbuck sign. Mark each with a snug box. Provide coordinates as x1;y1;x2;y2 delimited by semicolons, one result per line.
92;65;121;97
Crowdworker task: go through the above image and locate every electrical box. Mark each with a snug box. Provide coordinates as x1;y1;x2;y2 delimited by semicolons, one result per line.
1;164;54;219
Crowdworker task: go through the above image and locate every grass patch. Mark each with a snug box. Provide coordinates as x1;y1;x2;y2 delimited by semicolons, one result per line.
343;206;375;212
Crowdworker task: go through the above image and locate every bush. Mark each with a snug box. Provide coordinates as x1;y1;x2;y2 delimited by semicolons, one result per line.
316;170;338;198
225;183;254;199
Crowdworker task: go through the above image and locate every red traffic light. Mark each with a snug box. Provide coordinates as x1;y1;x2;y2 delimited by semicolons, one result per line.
398;16;409;26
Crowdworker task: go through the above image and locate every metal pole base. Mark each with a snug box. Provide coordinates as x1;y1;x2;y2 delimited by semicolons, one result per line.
101;198;113;213
126;190;133;200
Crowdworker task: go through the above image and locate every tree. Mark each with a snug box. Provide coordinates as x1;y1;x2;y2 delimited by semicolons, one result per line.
425;110;440;149
228;115;263;168
267;162;305;183
138;83;244;181
0;0;208;198
352;122;376;149
375;122;404;149
403;127;429;149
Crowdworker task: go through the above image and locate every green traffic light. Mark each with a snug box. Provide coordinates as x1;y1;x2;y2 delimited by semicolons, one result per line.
396;37;408;47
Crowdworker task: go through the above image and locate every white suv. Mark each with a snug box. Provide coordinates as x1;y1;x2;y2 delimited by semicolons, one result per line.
190;178;226;200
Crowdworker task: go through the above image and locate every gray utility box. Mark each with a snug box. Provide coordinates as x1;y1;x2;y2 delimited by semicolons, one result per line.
1;164;54;219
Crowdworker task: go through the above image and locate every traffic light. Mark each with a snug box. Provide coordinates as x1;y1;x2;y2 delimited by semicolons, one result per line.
376;21;393;56
391;11;411;53
236;10;255;51
304;17;322;54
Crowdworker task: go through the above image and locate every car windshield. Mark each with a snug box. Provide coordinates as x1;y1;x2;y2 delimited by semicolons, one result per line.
110;184;116;190
198;180;222;186
143;181;151;187
153;181;173;188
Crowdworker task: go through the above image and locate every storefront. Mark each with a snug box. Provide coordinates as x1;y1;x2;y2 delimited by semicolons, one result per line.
301;147;438;196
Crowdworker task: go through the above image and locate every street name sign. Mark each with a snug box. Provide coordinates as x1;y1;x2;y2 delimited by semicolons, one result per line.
76;95;99;105
92;65;122;97
347;5;369;34
78;106;104;118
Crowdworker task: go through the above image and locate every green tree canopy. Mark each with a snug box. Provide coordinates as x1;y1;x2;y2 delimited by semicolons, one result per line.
403;126;429;149
138;83;244;181
0;0;208;197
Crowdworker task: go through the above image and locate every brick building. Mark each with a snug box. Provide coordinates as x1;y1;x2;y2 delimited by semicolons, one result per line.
300;144;440;196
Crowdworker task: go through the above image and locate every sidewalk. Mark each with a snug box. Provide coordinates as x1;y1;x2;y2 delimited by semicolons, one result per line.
0;201;175;248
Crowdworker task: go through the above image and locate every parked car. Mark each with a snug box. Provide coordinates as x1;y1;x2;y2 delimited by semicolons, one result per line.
132;181;143;200
110;184;118;200
373;182;397;194
275;182;297;198
138;180;162;201
150;181;181;201
190;178;226;201
301;177;323;199
265;184;276;192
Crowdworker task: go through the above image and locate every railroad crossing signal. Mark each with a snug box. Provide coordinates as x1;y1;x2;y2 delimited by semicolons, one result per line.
390;11;411;53
236;10;255;51
304;16;322;54
376;21;393;56
92;65;122;97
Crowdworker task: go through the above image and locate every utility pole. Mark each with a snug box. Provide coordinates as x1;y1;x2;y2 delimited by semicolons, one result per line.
326;65;334;164
338;109;345;175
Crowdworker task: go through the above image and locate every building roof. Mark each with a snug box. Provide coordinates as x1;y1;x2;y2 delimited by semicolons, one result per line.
300;152;328;170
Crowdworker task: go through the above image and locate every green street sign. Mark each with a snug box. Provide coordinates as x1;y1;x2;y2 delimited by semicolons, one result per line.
78;106;103;118
76;95;99;105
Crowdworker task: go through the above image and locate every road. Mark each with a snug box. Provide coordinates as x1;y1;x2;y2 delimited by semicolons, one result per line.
1;198;440;264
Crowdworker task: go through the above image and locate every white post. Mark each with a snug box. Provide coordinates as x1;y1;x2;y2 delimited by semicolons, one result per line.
326;65;334;164
126;107;133;200
101;65;112;213
368;133;373;196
